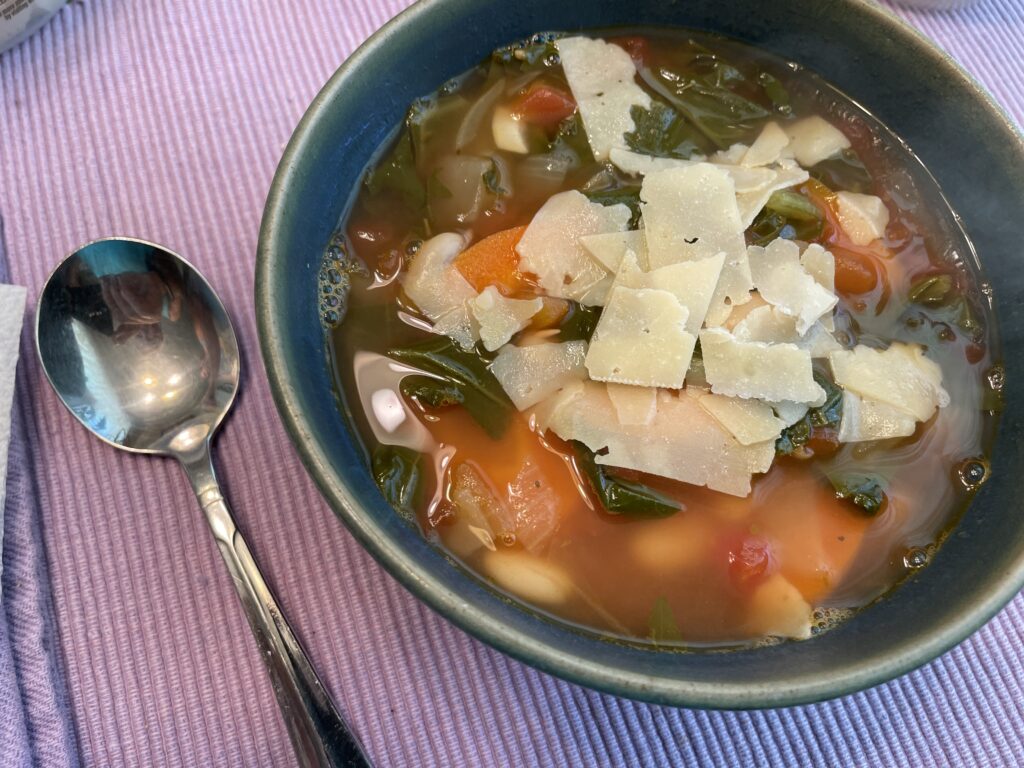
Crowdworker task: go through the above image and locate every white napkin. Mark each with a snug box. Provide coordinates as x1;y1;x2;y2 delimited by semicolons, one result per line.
0;284;26;597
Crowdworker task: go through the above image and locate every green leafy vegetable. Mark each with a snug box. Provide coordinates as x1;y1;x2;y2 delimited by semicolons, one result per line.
572;441;682;518
637;50;772;151
648;596;684;643
908;274;954;307
482;161;507;197
372;446;424;521
748;204;823;246
492;33;562;71
829;473;887;516
624;102;704;159
363;130;426;211
400;377;465;408
547;112;592;162
775;372;843;456
757;72;791;113
557;302;602;343
580;168;643;228
765;189;821;222
810;149;873;194
388;337;514;439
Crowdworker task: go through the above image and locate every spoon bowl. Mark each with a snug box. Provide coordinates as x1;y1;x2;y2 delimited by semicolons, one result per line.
36;237;370;768
36;237;238;456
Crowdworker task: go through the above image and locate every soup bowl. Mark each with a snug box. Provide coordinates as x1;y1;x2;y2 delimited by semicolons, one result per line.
256;0;1024;708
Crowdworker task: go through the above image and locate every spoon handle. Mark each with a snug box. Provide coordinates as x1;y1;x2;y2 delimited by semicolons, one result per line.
180;444;371;768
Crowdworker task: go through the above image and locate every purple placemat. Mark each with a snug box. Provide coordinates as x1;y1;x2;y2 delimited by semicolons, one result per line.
2;1;1023;766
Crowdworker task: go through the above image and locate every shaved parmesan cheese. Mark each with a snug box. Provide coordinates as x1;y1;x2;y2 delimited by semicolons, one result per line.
695;390;785;446
516;190;630;300
732;305;841;358
576;273;615;307
490;340;588;411
609;148;691;176
784;116;851;167
700;328;826;405
606;383;658;426
532;380;585;432
712;143;749;165
829;343;949;422
742;121;790;167
586;287;696;388
836;191;890;246
431;305;477;350
492;104;532;153
581;230;645;273
748;239;837;334
613;251;725;334
735;166;810;229
555;37;650;161
470;286;543;351
838;390;918;443
800;244;836;331
745;574;812;640
640;165;752;324
769;400;810;427
402;232;474;320
549;383;775;496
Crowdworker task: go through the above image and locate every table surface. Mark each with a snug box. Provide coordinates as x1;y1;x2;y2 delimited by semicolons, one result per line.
2;1;1024;766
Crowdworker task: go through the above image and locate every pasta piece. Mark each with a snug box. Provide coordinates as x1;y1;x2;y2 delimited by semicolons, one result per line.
555;37;651;161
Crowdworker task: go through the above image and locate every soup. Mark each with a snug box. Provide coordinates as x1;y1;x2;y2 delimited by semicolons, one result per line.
322;29;1000;647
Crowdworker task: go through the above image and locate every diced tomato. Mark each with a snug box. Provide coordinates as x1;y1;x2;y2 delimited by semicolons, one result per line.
966;342;986;365
511;85;577;135
453;225;531;296
727;536;773;593
610;36;650;69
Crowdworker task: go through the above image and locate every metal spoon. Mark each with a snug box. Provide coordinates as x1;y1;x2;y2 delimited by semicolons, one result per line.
35;237;371;768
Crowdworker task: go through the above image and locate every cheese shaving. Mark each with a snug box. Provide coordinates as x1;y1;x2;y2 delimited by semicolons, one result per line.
836;191;890;246
829;342;949;422
784;116;851;167
695;390;786;446
490;340;588;411
555;37;651;161
613;251;724;334
748;239;837;335
585;286;696;388
732;305;841;358
640;165;752;325
700;327;826;405
742;121;790;167
580;230;645;273
470;286;543;351
606;383;658;426
800;244;836;331
837;390;918;443
516;190;630;300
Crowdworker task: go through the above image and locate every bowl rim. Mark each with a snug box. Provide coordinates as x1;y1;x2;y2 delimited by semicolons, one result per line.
256;0;1024;708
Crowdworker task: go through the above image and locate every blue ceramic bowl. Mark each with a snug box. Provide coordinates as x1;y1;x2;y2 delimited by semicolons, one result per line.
256;0;1024;708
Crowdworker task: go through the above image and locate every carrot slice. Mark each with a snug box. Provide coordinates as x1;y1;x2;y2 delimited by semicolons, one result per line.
454;225;530;296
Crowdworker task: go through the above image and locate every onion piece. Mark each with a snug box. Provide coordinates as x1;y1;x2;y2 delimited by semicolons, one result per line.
455;77;506;151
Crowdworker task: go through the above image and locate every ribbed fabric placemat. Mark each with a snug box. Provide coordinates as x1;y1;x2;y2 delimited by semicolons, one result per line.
1;1;1022;766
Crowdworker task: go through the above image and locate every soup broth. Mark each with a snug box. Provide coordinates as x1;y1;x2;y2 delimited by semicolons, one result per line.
323;29;1000;647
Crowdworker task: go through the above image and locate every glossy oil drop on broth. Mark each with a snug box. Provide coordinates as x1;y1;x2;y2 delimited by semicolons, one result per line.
323;29;1000;647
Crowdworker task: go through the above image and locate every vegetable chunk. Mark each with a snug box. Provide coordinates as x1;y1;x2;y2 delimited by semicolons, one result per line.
490;340;588;410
